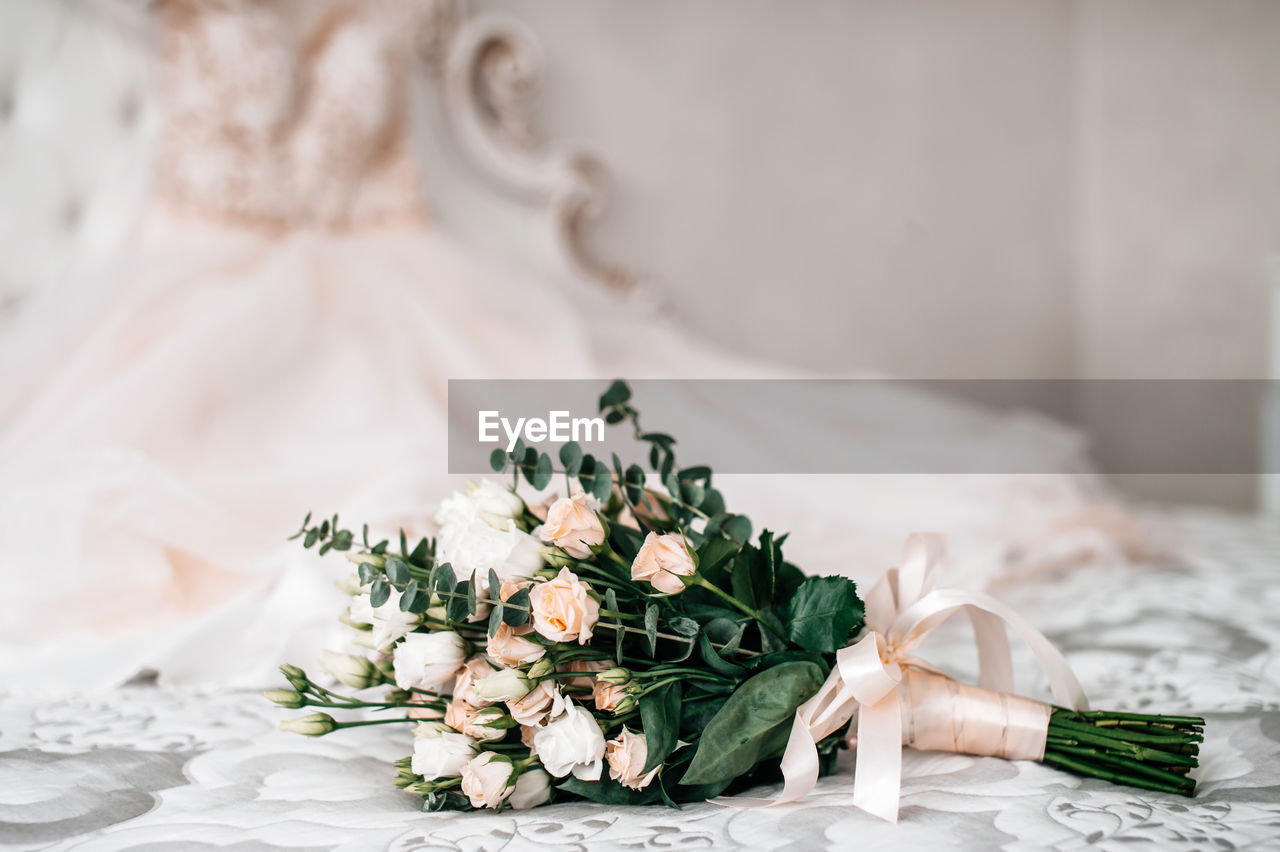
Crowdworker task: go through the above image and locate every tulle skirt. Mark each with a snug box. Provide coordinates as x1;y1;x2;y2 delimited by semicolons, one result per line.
0;217;1134;691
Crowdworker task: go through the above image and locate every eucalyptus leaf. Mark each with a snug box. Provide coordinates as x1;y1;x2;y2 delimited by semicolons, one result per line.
357;562;378;586
724;515;753;546
446;580;471;622
502;587;531;626
591;467;614;503
598;379;631;409
532;452;554;490
559;441;583;476
644;604;659;656
399;580;419;612
487;568;501;604
680;661;825;785
385;558;409;587
369;576;390;608
488;603;504;637
489;448;507;471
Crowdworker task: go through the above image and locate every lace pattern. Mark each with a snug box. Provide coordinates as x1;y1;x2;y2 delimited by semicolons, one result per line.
153;0;429;230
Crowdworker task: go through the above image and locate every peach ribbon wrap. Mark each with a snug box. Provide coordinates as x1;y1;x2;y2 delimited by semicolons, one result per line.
717;533;1090;822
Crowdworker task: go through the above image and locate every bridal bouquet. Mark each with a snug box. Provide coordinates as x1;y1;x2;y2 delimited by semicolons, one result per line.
269;380;1203;820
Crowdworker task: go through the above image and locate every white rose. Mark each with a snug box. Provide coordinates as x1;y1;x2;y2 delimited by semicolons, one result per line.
461;752;516;809
532;701;606;781
393;631;468;691
411;727;478;780
508;768;552;809
467;480;525;523
473;668;534;702
349;588;422;649
318;650;379;689
438;519;545;616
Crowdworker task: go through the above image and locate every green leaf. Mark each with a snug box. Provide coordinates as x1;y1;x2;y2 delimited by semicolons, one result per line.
466;576;478;616
502;587;530;626
730;545;762;610
303;528;319;548
623;464;646;504
696;537;738;584
369;576;390;608
557;773;660;806
559;441;583;476
385;558;410;587
698;630;747;677
680;661;826;785
487;568;501;604
399;580;419;611
408;537;433;567
591;467;614;503
666;617;699;637
644;604;659;656
639;681;681;773
446;580;471;622
434;562;456;594
357;563;378;586
785;576;864;654
724;515;752;546
598;379;631;409
520;447;539;487
608;523;645;561
489;448;507;471
488;603;505;637
531;452;553;490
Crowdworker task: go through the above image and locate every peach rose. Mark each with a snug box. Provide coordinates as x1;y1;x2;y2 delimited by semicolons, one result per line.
561;659;607;689
444;697;477;732
506;680;565;727
593;679;630;714
539;494;605;559
630;532;696;594
520;723;538;750
453;657;498;706
605;728;659;790
487;623;546;668
530;567;600;644
461;752;515;809
446;699;509;741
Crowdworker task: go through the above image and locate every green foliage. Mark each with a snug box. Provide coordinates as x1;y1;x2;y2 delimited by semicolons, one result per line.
785;577;864;654
681;662;826;785
557;774;662;806
640;681;682;773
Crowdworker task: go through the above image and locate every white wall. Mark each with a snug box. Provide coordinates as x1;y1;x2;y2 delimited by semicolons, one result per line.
465;0;1280;507
472;0;1077;380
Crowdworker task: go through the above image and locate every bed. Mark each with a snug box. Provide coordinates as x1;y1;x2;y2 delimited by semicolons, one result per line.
4;510;1278;851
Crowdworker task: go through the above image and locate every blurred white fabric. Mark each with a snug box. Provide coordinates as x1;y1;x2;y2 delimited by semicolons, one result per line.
0;0;1135;693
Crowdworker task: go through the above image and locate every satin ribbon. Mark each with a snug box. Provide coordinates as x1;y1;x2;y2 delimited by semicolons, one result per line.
716;533;1089;822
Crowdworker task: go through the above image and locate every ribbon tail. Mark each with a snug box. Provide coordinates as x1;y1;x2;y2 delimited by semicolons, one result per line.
966;606;1014;693
851;687;903;822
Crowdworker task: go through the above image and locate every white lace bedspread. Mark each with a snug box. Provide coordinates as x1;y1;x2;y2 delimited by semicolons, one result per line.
4;511;1280;851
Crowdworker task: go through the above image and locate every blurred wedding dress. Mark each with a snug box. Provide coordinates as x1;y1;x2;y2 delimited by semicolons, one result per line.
0;0;1140;692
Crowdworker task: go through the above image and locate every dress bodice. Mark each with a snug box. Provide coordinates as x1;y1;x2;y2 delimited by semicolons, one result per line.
154;0;429;229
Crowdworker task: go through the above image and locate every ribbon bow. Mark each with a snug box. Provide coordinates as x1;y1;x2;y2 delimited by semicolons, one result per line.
718;533;1089;822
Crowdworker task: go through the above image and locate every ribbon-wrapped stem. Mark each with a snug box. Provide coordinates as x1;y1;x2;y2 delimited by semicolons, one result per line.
719;534;1206;822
